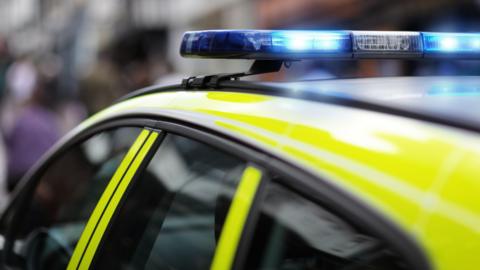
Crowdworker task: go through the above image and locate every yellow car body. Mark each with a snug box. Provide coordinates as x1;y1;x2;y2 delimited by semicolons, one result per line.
1;76;479;270
78;77;480;270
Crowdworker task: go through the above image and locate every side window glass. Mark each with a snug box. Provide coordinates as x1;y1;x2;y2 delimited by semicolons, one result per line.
244;181;410;270
92;134;247;270
5;127;141;269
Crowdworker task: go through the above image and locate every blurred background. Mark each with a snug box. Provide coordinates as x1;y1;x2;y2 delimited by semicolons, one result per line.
1;0;480;206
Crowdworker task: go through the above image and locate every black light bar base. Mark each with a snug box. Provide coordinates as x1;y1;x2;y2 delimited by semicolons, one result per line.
181;60;283;89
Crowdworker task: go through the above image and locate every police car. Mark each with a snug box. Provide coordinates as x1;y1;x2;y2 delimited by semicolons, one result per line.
0;30;479;270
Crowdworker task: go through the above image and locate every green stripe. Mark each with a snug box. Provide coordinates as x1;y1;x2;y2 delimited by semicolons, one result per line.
67;129;151;270
210;166;263;270
78;131;159;269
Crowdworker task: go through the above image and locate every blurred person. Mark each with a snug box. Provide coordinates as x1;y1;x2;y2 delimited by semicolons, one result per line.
1;56;38;133
5;57;37;105
154;59;184;86
110;29;171;92
0;133;8;211
38;53;86;133
79;51;124;116
4;59;61;192
124;60;152;91
0;36;12;100
0;37;12;209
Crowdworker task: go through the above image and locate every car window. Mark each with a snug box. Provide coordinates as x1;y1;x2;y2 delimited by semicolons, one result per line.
243;181;410;270
3;127;141;270
91;133;247;270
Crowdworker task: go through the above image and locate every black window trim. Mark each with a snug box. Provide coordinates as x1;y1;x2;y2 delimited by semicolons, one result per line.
0;115;432;270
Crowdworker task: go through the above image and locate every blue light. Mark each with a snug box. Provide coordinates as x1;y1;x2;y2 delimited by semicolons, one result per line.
271;31;347;52
439;37;458;51
423;32;480;55
470;38;480;49
180;30;352;60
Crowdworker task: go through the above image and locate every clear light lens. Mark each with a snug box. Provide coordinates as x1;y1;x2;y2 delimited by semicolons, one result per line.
352;31;422;55
423;33;480;54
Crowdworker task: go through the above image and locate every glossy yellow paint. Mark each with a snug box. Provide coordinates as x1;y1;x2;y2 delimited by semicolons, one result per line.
82;90;480;270
67;129;152;270
417;145;480;269
211;166;263;270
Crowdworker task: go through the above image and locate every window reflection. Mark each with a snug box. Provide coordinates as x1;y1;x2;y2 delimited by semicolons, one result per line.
245;182;410;270
93;134;246;270
6;127;140;269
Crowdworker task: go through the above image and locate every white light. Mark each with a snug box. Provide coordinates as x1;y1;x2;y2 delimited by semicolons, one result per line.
471;39;480;49
287;35;311;50
315;37;339;50
279;32;344;51
439;37;458;51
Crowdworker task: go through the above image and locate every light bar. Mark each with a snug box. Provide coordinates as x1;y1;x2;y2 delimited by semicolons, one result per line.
180;30;480;60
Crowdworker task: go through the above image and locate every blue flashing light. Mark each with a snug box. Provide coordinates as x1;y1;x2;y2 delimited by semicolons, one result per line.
423;32;480;55
271;31;350;52
180;30;352;60
180;30;480;60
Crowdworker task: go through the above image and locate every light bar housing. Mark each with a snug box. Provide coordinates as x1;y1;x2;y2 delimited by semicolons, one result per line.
180;30;480;60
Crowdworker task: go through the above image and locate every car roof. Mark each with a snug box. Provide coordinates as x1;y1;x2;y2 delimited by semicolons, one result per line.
123;76;480;133
273;76;480;130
